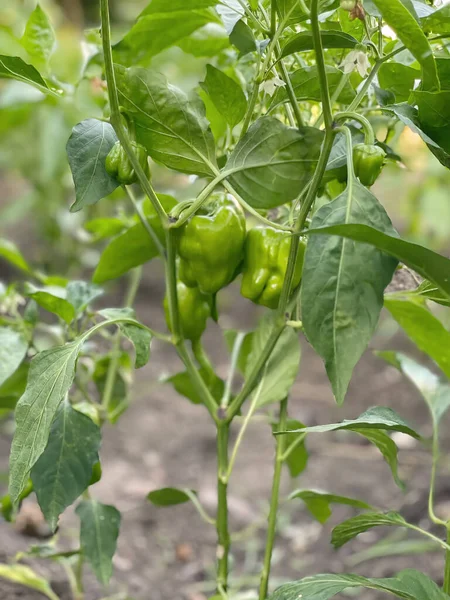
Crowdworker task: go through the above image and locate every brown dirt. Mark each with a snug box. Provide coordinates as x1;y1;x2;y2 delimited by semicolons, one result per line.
0;274;449;600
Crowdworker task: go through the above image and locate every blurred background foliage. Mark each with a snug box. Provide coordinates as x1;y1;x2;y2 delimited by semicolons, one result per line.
0;0;449;280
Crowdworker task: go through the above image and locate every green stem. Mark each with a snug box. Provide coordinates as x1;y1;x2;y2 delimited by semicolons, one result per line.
216;423;230;591
444;528;450;594
221;332;245;408
183;489;216;526
124;186;165;258
101;267;142;415
100;0;167;225
258;398;288;600
346;62;381;112
192;338;216;381
271;0;276;36
281;432;305;461
429;423;447;527
310;0;333;130
334;111;375;145
275;53;304;128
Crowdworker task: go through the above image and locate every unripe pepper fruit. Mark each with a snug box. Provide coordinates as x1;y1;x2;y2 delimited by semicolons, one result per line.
353;143;386;187
164;280;212;342
105;141;150;185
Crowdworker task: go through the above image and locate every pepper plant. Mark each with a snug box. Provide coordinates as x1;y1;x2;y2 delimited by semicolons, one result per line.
1;0;450;599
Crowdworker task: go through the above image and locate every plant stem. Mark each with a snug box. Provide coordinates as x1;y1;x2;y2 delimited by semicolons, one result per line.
221;331;245;408
444;528;450;594
100;0;167;225
258;398;287;600
310;0;332;130
428;423;447;527
216;422;231;591
183;489;216;526
334;111;375;145
124;186;165;258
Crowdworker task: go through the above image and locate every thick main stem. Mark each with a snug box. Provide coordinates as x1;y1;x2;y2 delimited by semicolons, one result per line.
444;528;450;594
216;423;230;591
259;398;288;600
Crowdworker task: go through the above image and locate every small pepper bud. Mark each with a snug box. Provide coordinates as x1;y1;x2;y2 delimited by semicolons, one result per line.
340;0;358;10
349;2;366;21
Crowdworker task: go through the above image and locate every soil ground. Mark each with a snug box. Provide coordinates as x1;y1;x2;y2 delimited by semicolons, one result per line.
1;270;449;600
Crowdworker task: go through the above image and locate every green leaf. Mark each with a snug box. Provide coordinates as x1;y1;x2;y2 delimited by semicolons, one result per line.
76;500;120;586
414;280;450;307
9;339;84;504
217;0;245;34
229;19;257;55
67;119;119;212
26;285;75;324
113;8;217;64
0;564;59;600
423;4;450;34
271;66;355;107
304;223;450;299
280;419;308;478
31;399;101;531
20;4;55;72
119;323;151;369
246;314;301;407
178;23;229;57
378;63;418;103
225;117;323;209
0;328;28;387
370;0;439;91
85;217;126;241
0;55;49;93
384;297;450;381
269;569;449;600
437;58;450;91
331;511;407;548
66;281;103;315
92;195;175;283
0;363;29;404
147;487;195;506
115;65;217;177
413;91;450;167
289;490;372;524
93;354;129;424
200;64;247;128
223;330;254;376
281;31;358;57
358;429;405;490
378;351;450;425
0;238;32;274
165;369;225;405
301;181;398;405
141;0;217;12
283;406;420;438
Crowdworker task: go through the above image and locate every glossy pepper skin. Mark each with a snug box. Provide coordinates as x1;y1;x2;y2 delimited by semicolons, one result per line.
105;141;150;185
240;227;306;309
353;144;386;187
177;193;246;294
164;280;212;341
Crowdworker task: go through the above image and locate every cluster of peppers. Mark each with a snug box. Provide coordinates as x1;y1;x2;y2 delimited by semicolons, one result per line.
105;141;385;342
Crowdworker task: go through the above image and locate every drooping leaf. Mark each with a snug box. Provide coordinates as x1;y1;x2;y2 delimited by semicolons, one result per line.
0;328;28;387
289;490;372;524
378;351;450;426
31;399;101;531
20;4;55;72
115;66;217;177
66;119;119;212
165;369;225;405
76;500;120;586
331;511;408;548
370;0;439;91
200;64;247;128
229;19;257;55
0;55;49;93
0;238;32;274
304;222;450;299
358;429;405;490
225;117;323;209
246;314;301;407
0;564;59;600
281;419;308;478
147;487;195;506
66;281;103;315
25;285;75;324
301;181;398;405
9;339;84;504
282;406;420;438
281;31;358;57
119;323;152;369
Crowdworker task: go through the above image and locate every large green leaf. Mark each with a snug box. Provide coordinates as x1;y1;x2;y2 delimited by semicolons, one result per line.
0;564;59;600
384;297;450;380
25;285;75;324
271;66;355;107
283;406;420;438
331;511;408;548
225;118;323;209
93;195;176;283
246;314;301;407
378;63;418;103
301;181;398;405
76;500;120;585
67;119;119;212
423;3;450;34
115;66;217;177
304;222;450;298
269;569;449;600
378;351;450;425
20;4;55;72
281;31;358;58
413;91;450;166
289;490;372;524
31;399;101;531
0;328;28;387
113;8;216;65
0;55;49;93
371;0;439;90
178;23;229;57
200;64;247;128
9;339;84;504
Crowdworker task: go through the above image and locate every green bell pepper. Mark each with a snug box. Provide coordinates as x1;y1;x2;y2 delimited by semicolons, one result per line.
164;280;212;341
240;226;306;309
105;141;150;185
177;193;246;294
353;144;386;187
